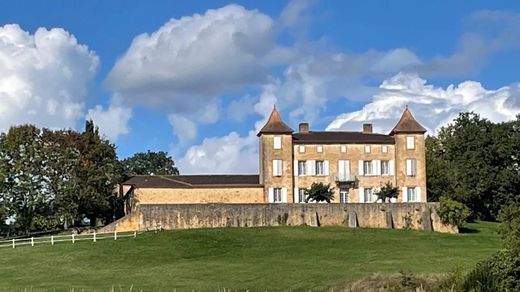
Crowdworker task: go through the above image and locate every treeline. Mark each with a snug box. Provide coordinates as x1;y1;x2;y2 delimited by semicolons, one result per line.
426;112;520;220
0;121;178;237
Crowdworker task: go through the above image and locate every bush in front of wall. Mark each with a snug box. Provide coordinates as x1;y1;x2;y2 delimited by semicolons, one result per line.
438;196;470;228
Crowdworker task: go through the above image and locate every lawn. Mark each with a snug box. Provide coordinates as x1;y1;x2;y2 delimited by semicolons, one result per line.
0;222;500;291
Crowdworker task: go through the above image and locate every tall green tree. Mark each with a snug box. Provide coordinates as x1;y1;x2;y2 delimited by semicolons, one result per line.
76;120;122;227
121;150;179;178
0;125;55;235
426;112;520;219
425;135;450;202
42;129;82;229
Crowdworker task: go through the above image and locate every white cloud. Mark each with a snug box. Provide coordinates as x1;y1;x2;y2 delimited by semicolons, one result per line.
0;24;99;132
106;4;295;142
176;131;258;174
86;100;132;141
175;84;280;174
327;72;520;134
106;4;291;104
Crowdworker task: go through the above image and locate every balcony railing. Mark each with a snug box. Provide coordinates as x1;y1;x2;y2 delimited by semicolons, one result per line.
335;175;357;183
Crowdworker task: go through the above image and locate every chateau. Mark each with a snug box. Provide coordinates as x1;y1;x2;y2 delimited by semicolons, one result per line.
121;107;427;210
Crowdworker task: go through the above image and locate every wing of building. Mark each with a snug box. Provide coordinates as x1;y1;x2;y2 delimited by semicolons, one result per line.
121;106;427;210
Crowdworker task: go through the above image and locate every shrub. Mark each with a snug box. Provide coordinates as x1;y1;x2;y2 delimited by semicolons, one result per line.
374;182;399;203
304;182;335;203
463;250;520;291
438;196;470;228
498;204;520;255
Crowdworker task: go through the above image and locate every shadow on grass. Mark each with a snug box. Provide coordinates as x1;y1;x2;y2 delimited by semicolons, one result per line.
459;226;480;234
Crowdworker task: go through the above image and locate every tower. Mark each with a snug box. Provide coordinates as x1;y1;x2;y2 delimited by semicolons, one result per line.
390;107;427;202
257;107;294;203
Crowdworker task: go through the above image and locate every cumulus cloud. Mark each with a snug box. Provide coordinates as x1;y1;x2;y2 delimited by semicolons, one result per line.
176;84;280;174
0;24;99;132
86;99;132;141
105;4;295;142
327;72;520;134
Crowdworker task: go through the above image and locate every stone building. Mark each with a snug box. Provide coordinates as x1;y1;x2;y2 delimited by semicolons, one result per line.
121;106;427;208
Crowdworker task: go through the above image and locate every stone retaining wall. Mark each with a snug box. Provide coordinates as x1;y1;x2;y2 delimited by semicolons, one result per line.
98;203;456;233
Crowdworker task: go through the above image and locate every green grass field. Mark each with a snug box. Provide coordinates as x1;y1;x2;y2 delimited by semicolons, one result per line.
0;222;500;291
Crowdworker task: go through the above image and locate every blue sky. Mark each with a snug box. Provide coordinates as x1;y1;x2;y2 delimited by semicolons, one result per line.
1;1;519;173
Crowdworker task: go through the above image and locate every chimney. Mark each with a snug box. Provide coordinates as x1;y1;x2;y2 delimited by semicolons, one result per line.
363;123;373;133
299;123;309;133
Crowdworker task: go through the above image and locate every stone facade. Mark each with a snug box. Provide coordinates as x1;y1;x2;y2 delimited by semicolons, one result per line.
120;107;428;214
129;187;264;208
258;107;428;204
98;203;456;234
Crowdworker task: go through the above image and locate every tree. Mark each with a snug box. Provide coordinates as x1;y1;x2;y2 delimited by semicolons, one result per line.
42;129;82;229
426;112;520;220
374;182;398;203
0;125;55;235
425;135;450;202
121;150;179;178
76;120;122;227
304;182;335;203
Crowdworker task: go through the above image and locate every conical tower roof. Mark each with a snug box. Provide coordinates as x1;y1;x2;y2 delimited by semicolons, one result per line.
389;107;427;135
257;107;293;136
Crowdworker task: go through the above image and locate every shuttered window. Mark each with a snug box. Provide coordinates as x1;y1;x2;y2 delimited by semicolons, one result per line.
273;188;282;203
273;160;282;176
406;136;415;149
298;160;306;176
273;136;282;149
316;160;324;175
406;159;417;176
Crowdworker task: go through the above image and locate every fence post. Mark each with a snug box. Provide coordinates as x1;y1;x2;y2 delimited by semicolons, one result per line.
51;235;54;246
12;238;15;248
31;237;34;247
93;232;96;242
72;234;75;244
114;231;117;240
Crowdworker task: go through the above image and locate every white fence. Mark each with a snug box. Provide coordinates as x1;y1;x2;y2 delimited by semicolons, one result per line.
0;230;139;249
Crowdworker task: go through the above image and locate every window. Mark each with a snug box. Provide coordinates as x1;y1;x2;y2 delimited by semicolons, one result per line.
315;160;324;175
364;145;371;153
406;159;417;176
381;160;390;175
341;145;347;153
406;136;415;149
340;189;348;203
407;187;417;202
299;188;307;203
382;145;388;153
273;160;282;176
298;160;306;176
363;160;373;175
364;188;373;203
273;188;282;203
299;145;305;153
273;136;282;149
338;160;350;180
316;145;323;153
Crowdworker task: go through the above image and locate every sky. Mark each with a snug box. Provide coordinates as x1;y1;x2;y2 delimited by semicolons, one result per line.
1;0;519;174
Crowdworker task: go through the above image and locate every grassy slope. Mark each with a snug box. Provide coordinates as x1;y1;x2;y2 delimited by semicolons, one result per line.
0;222;499;291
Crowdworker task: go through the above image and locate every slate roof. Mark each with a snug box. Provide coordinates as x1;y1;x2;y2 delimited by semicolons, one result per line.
257;107;293;136
292;131;394;144
389;107;427;135
123;175;261;189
